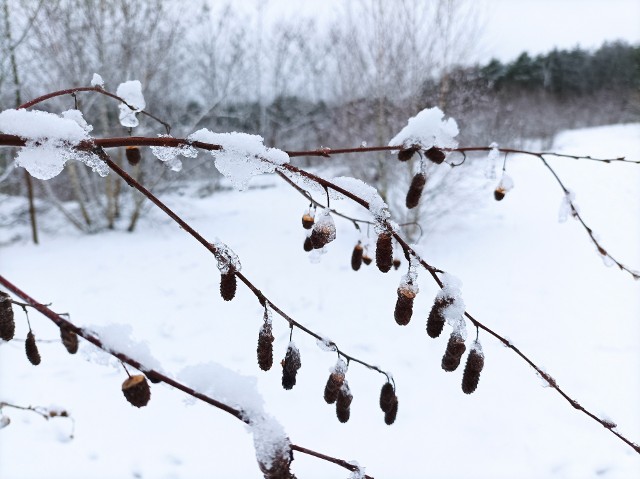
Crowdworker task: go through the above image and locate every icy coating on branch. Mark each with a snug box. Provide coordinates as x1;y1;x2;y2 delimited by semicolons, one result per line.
188;129;289;191
389;107;459;150
0;108;106;180
330;176;391;232
178;362;291;472
438;273;467;338
116;80;145;128
150;134;198;172
212;239;242;274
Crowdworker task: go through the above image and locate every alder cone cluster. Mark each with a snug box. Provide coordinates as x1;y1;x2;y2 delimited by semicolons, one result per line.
0;292;15;341
462;348;485;394
220;270;237;301
122;374;151;408
281;344;301;390
405;173;426;209
375;232;393;273
427;295;453;338
60;327;79;354
441;332;467;372
379;382;398;425
25;331;41;365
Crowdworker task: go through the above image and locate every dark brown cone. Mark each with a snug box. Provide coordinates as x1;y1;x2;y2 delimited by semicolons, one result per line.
441;333;467;372
362;254;372;266
494;188;506;201
122;374;151;408
259;451;297;479
125;146;141;166
281;344;301;390
0;292;15;341
406;173;427;209
462;348;484;394
60;327;79;354
303;236;313;252
220;270;237;301
384;396;398;425
301;214;314;230
393;258;401;270
257;323;274;371
426;296;452;338
335;384;353;423
425;146;445;164
323;371;345;404
379;382;395;413
376;232;393;273
25;331;41;365
310;224;334;249
397;147;417;162
394;289;415;326
351;243;363;271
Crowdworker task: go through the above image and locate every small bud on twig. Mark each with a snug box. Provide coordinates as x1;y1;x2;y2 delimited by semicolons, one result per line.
125;146;141;166
425;147;445;164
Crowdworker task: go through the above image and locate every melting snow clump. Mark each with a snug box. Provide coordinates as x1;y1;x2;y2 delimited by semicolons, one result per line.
389;107;459;151
91;73;104;88
212;238;242;273
438;273;467;338
116;80;145;128
150;134;198;172
188;129;289;191
0;108;106;179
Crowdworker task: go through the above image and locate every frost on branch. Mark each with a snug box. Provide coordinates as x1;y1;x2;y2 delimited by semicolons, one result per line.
0;108;106;180
116;80;146;128
150;134;198;172
389;107;459;152
558;190;576;223
188;129;289;191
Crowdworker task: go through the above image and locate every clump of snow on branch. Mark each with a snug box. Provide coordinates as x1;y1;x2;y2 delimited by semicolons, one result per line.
212;238;242;273
116;80;145;128
558;190;576;223
347;461;366;479
188;129;289;191
389;107;459;150
438;273;467;338
91;73;104;88
0;108;106;180
330;176;391;232
486;142;499;179
178;362;290;472
316;334;337;352
150;135;198;172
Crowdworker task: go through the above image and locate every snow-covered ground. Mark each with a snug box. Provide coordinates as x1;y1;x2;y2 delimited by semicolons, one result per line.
1;124;639;478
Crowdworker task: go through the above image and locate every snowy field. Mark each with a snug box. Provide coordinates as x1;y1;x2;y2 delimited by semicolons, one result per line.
1;124;639;478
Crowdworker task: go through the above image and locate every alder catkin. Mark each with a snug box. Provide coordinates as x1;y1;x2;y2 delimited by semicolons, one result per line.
379;382;395;413
0;292;15;341
257;321;274;371
25;331;41;365
301;213;314;230
426;295;452;339
425;146;446;164
462;345;485;394
60;327;79;354
281;343;301;390
335;382;353;423
351;243;364;271
125;146;141;166
405;173;426;209
397;147;417;162
384;395;398;425
394;285;416;326
375;232;393;273
441;332;467;372
310;212;336;249
323;371;345;404
220;269;237;301
303;236;313;252
122;374;151;408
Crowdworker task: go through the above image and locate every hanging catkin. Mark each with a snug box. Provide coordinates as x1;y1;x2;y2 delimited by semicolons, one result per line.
0;292;15;341
462;341;485;394
376;232;393;273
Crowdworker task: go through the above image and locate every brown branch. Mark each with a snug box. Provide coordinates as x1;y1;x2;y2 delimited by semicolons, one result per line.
0;275;376;477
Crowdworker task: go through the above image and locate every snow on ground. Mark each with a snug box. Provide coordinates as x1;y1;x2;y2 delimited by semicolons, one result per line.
0;124;639;478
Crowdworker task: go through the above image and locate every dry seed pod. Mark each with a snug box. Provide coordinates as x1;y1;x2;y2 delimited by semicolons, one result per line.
25;331;41;365
335;382;353;423
122;374;151;408
257;321;274;371
303;236;313;252
281;342;301;390
397;147;418;162
60;327;79;355
393;258;401;270
441;332;467;372
351;243;364;271
301;213;314;230
376;232;393;273
462;343;485;394
220;269;237;301
426;295;453;338
394;285;416;326
125;146;141;166
494;187;506;201
362;254;372;266
384;395;398;425
0;292;15;341
379;382;395;413
425;146;446;164
405;173;427;209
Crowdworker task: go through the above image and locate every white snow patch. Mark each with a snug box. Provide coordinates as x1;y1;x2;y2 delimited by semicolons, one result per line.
389;107;459;151
91;73;104;88
116;80;145;128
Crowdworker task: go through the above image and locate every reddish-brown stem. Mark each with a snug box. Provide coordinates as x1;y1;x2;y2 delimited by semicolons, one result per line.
0;274;380;475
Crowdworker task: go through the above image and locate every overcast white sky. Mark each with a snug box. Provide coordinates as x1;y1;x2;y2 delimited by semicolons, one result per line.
258;0;640;63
